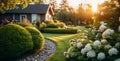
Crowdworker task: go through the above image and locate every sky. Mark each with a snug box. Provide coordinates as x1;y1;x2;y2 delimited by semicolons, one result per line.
43;0;106;11
56;0;105;6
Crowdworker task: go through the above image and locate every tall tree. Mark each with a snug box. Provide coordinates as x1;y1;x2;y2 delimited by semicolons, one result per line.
0;0;40;13
49;0;57;11
59;0;68;10
76;4;93;25
96;0;120;31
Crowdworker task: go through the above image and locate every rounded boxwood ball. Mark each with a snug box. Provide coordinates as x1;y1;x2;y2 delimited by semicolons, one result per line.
25;27;45;51
0;24;33;60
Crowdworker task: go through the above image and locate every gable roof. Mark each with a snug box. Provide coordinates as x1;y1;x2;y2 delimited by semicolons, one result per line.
6;4;52;14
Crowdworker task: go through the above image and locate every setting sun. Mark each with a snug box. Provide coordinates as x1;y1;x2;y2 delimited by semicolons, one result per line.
92;5;98;12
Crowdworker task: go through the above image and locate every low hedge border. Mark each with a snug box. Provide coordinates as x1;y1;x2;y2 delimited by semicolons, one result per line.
41;28;78;34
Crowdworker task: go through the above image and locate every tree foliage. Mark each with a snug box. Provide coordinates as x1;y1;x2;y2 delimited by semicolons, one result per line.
95;0;120;31
0;0;39;13
59;0;69;10
76;4;93;25
54;9;75;24
49;0;57;11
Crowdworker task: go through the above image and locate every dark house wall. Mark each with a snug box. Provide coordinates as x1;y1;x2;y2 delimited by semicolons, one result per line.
14;13;32;22
27;14;32;22
0;14;13;21
14;14;20;22
40;14;45;22
0;13;32;22
0;13;46;23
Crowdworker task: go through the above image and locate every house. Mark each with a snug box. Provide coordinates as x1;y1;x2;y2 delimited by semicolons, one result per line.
0;4;54;23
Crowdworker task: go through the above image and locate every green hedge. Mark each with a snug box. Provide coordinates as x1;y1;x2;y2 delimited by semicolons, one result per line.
46;23;58;28
42;28;78;34
25;27;45;51
0;24;33;60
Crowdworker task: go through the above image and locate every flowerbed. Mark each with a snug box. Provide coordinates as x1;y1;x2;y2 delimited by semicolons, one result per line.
64;22;120;61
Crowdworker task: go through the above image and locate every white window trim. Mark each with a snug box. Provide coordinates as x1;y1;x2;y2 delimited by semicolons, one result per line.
13;14;15;21
20;14;27;22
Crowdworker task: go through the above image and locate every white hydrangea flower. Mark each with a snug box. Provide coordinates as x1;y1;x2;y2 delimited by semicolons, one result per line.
77;39;81;42
101;39;107;43
115;42;120;48
118;26;120;32
69;39;76;46
97;52;106;60
104;44;112;49
70;42;74;46
82;33;85;35
93;40;101;47
77;30;81;33
64;52;67;56
85;30;88;33
81;48;86;55
84;44;92;52
81;39;85;41
67;47;73;53
119;17;120;22
89;40;93;43
66;55;69;58
64;52;69;58
102;29;114;39
84;36;88;39
114;58;120;61
87;50;96;58
100;21;107;25
77;42;82;48
99;24;107;32
108;48;119;56
81;44;92;55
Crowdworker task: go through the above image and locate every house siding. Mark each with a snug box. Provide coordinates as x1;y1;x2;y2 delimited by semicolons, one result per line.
0;4;54;23
26;14;31;22
40;14;45;22
15;14;20;22
14;14;31;22
0;14;13;21
0;13;46;23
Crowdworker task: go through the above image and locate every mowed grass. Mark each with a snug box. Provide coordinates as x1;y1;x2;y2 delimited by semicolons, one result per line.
42;26;87;61
43;33;79;61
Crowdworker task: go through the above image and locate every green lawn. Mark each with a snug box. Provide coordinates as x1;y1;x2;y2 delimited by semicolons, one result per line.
43;33;79;61
42;26;87;61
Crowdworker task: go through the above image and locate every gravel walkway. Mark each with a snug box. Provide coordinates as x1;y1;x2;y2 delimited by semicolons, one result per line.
19;39;56;61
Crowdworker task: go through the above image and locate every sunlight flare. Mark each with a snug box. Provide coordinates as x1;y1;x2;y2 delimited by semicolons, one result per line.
67;0;105;12
91;4;98;12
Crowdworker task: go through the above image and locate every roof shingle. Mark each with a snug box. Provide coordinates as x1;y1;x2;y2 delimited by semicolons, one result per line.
6;4;49;14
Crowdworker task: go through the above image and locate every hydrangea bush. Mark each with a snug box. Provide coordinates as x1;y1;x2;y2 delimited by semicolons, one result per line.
64;22;120;61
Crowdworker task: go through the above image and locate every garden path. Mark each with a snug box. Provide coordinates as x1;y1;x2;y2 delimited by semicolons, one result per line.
19;39;56;61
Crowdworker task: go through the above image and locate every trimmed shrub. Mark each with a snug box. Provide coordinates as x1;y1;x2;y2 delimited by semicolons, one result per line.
42;28;78;34
40;20;67;29
25;27;45;51
17;18;33;27
46;23;58;28
45;20;54;24
0;24;33;60
40;22;46;29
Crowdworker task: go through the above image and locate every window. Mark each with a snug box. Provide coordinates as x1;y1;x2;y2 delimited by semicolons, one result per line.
13;14;15;21
20;15;27;22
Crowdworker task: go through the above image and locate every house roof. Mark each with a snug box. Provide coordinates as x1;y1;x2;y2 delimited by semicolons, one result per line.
6;4;54;15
